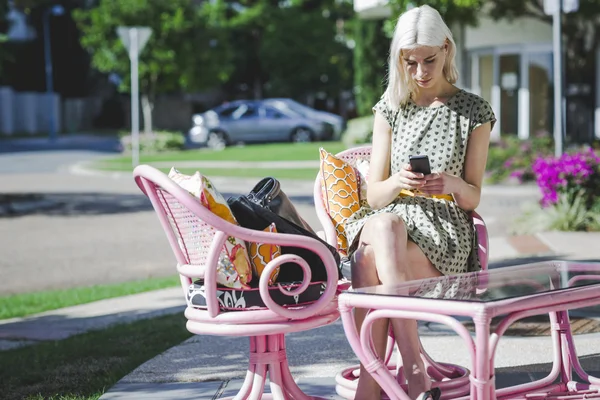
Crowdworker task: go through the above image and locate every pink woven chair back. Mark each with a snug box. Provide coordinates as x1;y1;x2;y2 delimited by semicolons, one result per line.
334;145;372;164
134;166;227;291
313;145;489;270
152;186;213;268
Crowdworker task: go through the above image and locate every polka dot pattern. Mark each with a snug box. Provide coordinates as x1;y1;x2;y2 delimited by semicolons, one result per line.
343;90;496;275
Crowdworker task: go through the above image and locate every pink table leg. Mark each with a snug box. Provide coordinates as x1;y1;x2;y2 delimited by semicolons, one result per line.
473;313;492;400
489;298;600;399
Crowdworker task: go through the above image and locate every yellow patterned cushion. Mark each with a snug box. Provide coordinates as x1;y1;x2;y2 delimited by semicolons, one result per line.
248;223;281;285
319;148;360;255
168;168;253;289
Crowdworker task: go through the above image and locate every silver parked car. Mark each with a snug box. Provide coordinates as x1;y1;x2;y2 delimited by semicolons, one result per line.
263;98;346;139
186;100;335;150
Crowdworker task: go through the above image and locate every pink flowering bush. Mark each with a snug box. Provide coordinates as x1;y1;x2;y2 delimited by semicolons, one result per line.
531;149;600;208
512;148;600;233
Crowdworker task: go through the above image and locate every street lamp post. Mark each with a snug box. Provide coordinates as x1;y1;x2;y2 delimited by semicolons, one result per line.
543;0;579;157
42;5;64;141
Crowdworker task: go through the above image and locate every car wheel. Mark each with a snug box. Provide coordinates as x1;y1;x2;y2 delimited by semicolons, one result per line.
290;127;313;143
207;131;228;150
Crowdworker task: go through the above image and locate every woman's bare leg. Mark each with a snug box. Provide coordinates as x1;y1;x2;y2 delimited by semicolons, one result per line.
351;244;388;399
351;213;442;400
390;241;442;399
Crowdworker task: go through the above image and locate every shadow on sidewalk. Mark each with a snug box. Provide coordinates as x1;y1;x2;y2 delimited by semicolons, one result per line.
0;192;153;217
496;353;600;388
0;191;317;218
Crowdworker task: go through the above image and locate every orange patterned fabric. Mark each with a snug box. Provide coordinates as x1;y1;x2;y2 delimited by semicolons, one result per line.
319;148;360;255
248;223;281;285
168;168;252;289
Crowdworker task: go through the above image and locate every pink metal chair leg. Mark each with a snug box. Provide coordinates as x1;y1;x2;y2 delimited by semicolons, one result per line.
233;337;259;400
220;333;326;400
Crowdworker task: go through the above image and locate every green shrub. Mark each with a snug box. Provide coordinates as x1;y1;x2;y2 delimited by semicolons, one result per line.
513;189;600;234
512;148;600;233
342;115;374;146
119;130;185;153
353;18;389;117
485;134;554;184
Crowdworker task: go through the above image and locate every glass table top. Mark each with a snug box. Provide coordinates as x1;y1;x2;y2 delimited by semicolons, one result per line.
347;261;600;303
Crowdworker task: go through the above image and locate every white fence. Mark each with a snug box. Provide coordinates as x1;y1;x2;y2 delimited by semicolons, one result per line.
0;86;103;136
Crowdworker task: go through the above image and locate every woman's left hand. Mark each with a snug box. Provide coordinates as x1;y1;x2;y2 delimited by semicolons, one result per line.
421;171;461;195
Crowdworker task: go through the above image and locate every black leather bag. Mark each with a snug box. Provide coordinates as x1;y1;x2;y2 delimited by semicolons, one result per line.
227;195;342;285
247;177;316;234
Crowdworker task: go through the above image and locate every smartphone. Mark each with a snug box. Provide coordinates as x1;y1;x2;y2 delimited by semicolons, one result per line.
409;155;431;176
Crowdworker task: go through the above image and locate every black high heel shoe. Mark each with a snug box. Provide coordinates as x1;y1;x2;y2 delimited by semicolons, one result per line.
416;387;441;400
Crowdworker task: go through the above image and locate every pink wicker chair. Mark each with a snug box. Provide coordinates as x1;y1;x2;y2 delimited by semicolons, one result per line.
134;165;346;400
313;145;490;399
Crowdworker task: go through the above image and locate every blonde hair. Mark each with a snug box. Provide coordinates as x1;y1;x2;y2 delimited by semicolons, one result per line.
383;5;459;109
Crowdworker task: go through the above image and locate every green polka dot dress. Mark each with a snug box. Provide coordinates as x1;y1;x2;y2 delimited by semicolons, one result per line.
344;89;496;275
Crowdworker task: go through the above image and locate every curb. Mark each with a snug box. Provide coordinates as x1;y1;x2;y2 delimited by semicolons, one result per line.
68;161;132;179
149;160;320;169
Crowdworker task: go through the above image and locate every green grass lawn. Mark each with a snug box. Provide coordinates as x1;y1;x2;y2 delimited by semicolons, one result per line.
91;141;346;179
100;141;347;164
0;275;180;320
0;313;192;400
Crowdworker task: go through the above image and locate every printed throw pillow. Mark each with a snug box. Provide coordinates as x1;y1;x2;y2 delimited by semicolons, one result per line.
319;148;360;255
248;223;281;285
168;168;252;289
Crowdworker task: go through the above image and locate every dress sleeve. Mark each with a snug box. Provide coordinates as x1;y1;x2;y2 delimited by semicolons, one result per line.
471;99;496;132
372;97;394;127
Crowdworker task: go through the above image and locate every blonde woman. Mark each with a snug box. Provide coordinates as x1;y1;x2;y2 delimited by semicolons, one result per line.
343;5;496;400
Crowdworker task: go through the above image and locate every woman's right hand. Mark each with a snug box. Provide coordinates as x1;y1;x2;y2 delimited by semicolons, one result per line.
392;164;426;192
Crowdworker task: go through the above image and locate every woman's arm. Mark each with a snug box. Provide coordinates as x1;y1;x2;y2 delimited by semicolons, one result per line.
367;113;426;209
422;121;492;211
453;122;492;210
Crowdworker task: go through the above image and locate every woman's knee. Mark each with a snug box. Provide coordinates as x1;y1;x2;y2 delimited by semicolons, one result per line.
350;245;377;286
366;213;407;239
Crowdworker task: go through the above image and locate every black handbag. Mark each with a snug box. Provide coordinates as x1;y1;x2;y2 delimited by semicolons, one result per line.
227;195;342;285
247;177;316;234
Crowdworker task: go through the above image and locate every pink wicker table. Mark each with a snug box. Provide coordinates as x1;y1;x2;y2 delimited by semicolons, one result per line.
338;260;600;400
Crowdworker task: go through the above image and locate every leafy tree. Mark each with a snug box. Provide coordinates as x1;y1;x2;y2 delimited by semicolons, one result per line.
385;0;484;32
73;0;234;134
205;0;354;101
260;6;353;99
0;1;13;81
352;18;389;116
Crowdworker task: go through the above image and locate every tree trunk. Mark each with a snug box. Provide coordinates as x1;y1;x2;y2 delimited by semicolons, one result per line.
253;76;262;99
252;29;263;99
141;94;153;135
